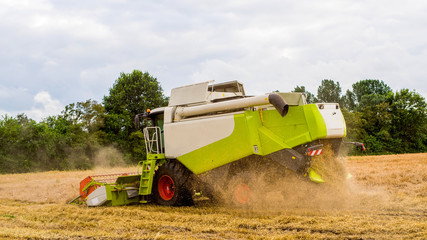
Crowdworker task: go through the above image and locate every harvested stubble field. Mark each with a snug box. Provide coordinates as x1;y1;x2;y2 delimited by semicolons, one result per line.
0;153;426;239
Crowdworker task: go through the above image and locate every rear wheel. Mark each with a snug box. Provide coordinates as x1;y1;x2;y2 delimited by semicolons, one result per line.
153;161;194;206
223;156;281;206
233;182;251;204
157;175;175;201
227;172;266;207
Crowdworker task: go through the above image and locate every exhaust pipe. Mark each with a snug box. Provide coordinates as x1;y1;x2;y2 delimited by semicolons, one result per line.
175;93;288;120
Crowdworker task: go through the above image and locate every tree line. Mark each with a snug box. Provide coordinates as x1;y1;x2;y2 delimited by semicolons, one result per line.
1;71;426;173
0;70;167;173
294;79;427;155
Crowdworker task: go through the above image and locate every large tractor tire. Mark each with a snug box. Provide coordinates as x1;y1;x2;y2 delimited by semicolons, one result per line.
228;173;253;206
224;155;292;207
227;171;272;207
225;157;275;207
153;161;194;206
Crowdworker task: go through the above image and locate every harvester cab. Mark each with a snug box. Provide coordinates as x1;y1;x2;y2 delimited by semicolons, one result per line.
72;80;364;207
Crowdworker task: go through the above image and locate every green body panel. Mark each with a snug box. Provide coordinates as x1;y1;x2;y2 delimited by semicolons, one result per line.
178;104;328;175
303;104;328;140
116;175;140;184
342;111;347;138
105;184;140;206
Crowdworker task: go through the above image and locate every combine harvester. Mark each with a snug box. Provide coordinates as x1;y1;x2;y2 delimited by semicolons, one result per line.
71;81;364;206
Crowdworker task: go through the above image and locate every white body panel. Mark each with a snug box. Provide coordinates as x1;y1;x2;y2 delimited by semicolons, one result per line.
86;186;108;207
164;114;235;158
317;103;346;138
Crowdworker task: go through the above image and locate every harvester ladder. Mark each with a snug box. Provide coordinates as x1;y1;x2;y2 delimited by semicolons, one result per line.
139;159;156;203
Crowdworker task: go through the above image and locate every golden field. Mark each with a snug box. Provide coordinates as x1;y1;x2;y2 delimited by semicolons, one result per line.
0;153;426;239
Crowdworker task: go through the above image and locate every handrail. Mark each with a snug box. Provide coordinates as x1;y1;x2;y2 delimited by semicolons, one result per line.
143;126;163;154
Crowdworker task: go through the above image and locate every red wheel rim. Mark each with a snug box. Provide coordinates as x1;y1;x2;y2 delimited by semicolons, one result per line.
158;175;175;201
234;183;250;204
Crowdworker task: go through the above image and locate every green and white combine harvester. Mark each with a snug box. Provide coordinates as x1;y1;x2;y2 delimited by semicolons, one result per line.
72;81;364;207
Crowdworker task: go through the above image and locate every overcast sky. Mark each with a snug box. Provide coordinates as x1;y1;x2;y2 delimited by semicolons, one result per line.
1;0;426;121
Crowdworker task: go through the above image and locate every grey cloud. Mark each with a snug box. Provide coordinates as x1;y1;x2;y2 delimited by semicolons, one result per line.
0;0;426;120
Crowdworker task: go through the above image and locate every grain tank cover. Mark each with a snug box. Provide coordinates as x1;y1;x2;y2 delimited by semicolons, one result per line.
168;80;245;107
168;81;212;106
208;81;245;95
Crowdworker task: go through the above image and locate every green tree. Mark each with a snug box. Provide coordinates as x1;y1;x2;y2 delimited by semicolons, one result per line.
103;70;168;162
341;108;364;141
0;114;34;173
41;113;96;170
352;79;392;110
62;99;107;145
0;105;106;173
359;102;393;154
387;89;427;152
292;85;315;103
316;79;342;103
342;90;356;111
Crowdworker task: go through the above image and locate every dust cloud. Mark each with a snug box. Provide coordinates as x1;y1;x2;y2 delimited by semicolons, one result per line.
197;144;389;213
93;146;127;168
